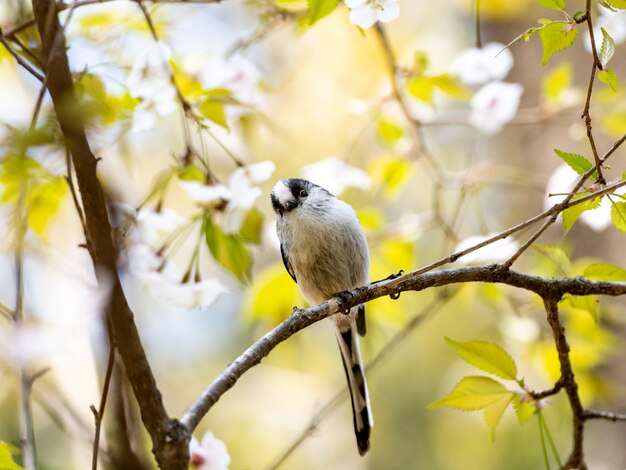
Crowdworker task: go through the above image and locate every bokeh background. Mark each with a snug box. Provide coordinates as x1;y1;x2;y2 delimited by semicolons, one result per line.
1;0;625;468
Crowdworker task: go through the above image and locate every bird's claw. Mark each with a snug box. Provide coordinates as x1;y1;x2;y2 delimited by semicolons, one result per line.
335;290;354;315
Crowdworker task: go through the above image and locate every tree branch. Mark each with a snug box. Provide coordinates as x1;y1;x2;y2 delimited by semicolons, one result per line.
181;265;626;432
0;27;45;82
584;409;626;422
542;298;586;470
30;1;188;468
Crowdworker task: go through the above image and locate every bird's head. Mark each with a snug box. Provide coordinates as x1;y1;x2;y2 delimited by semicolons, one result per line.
271;178;330;217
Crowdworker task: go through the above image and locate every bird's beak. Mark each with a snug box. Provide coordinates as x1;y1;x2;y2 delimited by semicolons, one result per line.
285;200;299;212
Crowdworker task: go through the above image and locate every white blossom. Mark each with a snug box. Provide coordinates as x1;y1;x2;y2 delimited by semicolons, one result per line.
345;0;400;29
127;244;228;309
454;234;519;264
189;432;230;470
470;81;523;134
127;42;177;132
181;161;275;233
114;204;185;246
450;42;513;86
301;158;371;195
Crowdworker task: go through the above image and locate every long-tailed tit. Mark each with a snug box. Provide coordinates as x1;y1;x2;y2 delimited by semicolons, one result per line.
271;178;373;455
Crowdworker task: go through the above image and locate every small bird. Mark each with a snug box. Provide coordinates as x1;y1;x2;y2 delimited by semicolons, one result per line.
271;178;373;455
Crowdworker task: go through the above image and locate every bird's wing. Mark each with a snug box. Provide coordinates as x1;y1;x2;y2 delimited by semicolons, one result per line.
281;243;297;283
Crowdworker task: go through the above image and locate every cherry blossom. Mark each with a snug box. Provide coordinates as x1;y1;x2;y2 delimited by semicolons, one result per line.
189;432;230;470
450;42;513;86
301;157;371;196
127;42;177;132
470;81;523;134
345;0;400;29
181;161;275;234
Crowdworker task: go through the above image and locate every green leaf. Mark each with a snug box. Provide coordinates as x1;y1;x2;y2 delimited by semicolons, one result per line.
26;177;67;235
599;28;616;67
429;376;510;410
598;68;618;92
204;216;252;283
535;0;566;10
430;74;472;100
307;0;339;24
561;195;601;231
610;201;626;232
0;441;23;470
539;21;578;65
584;263;626;281
445;337;518;380
542;62;572;104
512;394;536;424
377;116;405;147
239;208;264;244
553;149;596;177
484;392;514;441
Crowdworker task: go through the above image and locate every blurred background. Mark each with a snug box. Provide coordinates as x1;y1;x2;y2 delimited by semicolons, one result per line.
0;0;625;468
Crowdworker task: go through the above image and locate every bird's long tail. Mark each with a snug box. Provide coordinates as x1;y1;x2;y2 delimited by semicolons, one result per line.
335;323;373;456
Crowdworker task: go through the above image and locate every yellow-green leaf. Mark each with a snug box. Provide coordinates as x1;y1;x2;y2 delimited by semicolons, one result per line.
598;68;618;92
368;155;412;198
244;262;302;325
535;0;565;10
603;0;626;9
178;164;206;183
599;28;616;67
26;177;67;235
204;216;252;283
553;149;595;177
429;376;510;410
406;76;436;104
561;196;601;231
583;263;626;281
534;245;571;276
240;208;264;244
542;61;572;105
377;116;405;147
610;201;626;232
307;0;339;24
430;74;473;100
445;337;518;380
512;394;536;424
0;441;23;470
484;392;514;441
567;294;598;321
199;98;228;129
539;21;578;65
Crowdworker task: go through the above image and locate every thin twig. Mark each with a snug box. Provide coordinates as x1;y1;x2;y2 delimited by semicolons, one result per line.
528;377;564;400
503;133;626;268
91;345;116;470
582;0;605;185
65;148;88;234
584;409;626;422
30;83;48;130
0;28;45;82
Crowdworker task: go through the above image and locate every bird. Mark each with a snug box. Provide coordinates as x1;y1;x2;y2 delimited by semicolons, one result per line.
271;178;373;456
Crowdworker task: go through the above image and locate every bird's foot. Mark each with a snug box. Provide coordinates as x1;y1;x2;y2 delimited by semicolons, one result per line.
335;290;354;315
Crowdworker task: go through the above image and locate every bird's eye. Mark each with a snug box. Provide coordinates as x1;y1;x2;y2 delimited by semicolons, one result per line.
299;189;308;197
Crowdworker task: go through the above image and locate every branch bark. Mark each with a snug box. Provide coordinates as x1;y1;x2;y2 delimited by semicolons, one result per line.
181;264;626;432
30;1;188;467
